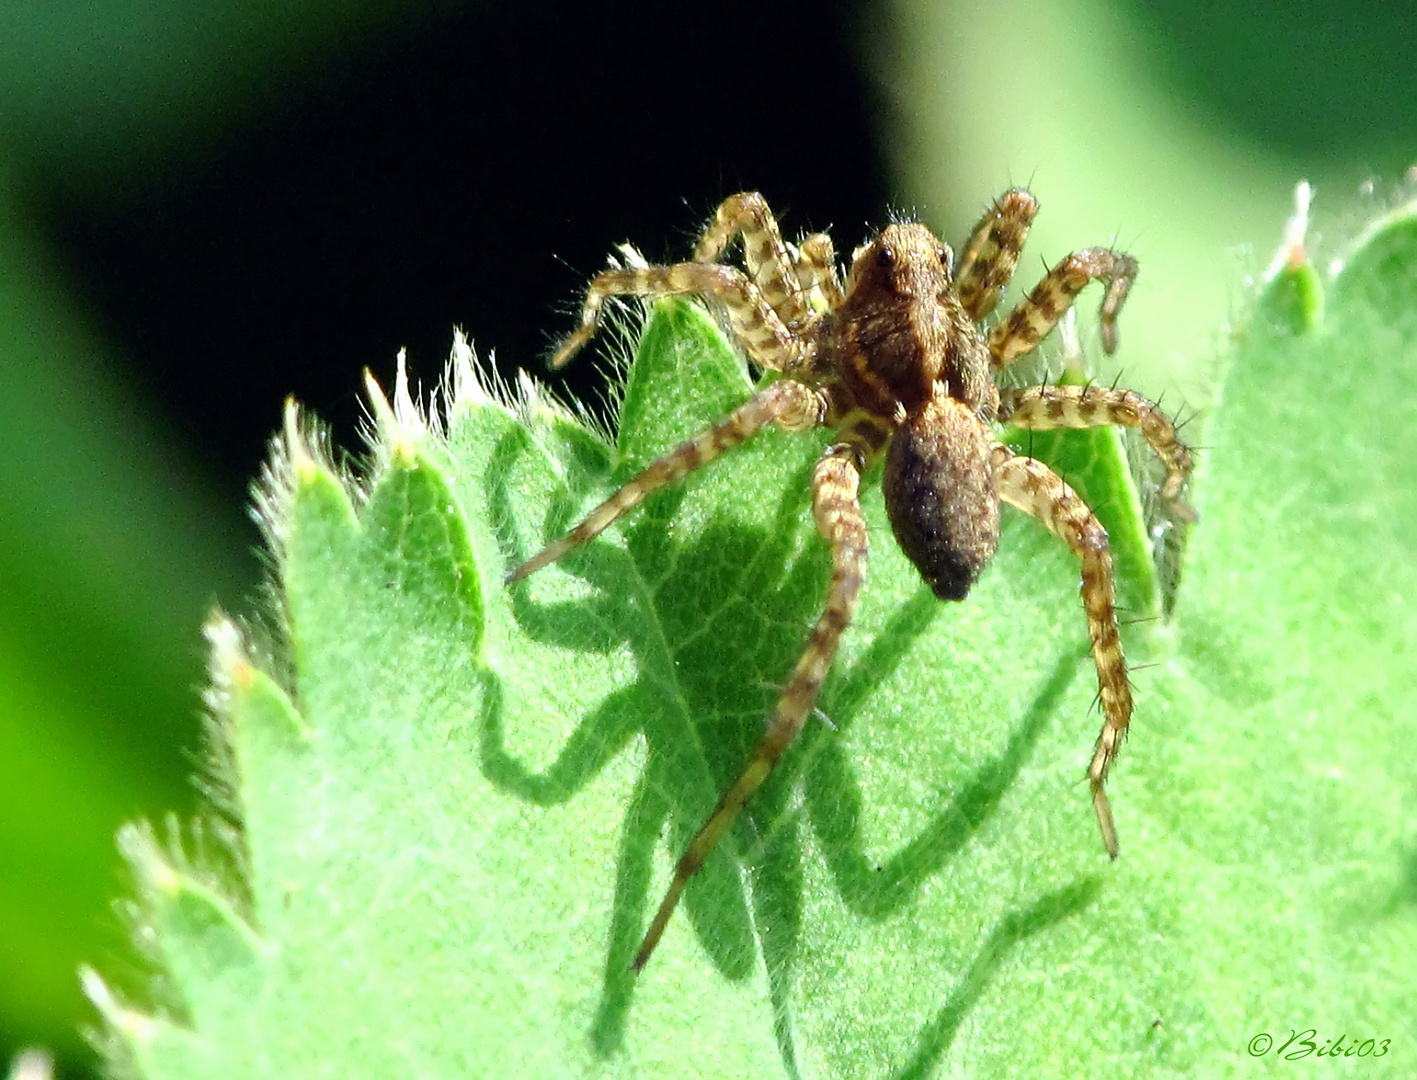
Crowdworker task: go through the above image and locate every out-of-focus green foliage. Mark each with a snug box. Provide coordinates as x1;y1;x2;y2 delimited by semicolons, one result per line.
0;0;438;191
0;174;244;1065
889;0;1414;411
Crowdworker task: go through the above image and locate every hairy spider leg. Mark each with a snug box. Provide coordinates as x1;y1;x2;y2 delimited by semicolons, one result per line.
989;247;1139;367
633;444;869;970
505;379;822;583
692;192;816;335
998;384;1196;516
550;262;807;372
954;188;1040;322
994;447;1130;858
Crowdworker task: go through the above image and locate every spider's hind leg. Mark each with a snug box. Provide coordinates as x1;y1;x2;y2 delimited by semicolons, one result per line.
694;192;820;337
998;383;1196;519
632;443;868;970
993;445;1130;858
792;232;844;315
552;260;806;372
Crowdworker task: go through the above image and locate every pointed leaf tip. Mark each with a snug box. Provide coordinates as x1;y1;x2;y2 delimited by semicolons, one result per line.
282;397;319;485
365;357;427;467
203;614;254;697
1255;180;1324;335
80;967;157;1043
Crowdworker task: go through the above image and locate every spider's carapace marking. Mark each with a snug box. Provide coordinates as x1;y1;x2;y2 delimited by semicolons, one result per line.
506;190;1195;971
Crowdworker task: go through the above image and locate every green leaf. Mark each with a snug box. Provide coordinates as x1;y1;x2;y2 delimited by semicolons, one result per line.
89;195;1416;1077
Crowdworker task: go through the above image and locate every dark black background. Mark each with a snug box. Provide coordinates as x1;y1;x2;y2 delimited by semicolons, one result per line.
22;0;890;554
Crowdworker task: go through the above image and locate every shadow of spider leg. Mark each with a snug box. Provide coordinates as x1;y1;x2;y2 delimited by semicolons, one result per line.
633;444;868;970
506;386;855;971
992;445;1130;859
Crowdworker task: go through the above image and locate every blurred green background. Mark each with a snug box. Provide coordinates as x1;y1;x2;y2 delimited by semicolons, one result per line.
0;0;1411;1073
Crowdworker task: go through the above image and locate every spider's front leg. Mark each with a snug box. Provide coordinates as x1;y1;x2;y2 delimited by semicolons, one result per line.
632;443;869;970
999;384;1196;518
551;260;806;372
989;247;1139;368
993;445;1130;858
954;187;1040;321
505;379;823;582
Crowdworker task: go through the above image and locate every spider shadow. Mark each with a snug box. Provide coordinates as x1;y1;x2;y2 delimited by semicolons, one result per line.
744;629;1096;1076
485;427;830;1053
891;876;1103;1079
483;428;1103;1072
803;642;1083;920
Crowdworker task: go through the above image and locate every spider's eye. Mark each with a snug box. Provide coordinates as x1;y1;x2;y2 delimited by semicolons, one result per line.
937;244;953;270
875;244;896;269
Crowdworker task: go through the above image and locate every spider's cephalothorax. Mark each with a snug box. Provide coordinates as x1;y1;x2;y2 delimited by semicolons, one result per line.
508;191;1194;971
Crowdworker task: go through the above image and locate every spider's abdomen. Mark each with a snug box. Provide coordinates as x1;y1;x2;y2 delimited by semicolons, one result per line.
883;397;1000;601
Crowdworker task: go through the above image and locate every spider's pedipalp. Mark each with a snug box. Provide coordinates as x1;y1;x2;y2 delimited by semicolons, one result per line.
998;383;1196;518
955;187;1040;321
994;446;1129;858
989;246;1138;369
551;261;806;372
793;232;845;314
633;444;868;970
505;378;822;583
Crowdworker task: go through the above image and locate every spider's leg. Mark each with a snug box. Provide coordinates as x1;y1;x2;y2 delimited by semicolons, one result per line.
552;261;806;372
989;247;1138;369
633;444;868;970
793;232;844;314
994;446;1129;858
693;192;814;336
955;187;1039;321
998;384;1196;519
506;379;822;583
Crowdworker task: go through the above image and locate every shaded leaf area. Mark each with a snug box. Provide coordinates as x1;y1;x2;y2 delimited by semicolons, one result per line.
91;199;1416;1077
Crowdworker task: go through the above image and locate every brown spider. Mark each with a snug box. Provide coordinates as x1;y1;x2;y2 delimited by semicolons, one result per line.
507;190;1193;971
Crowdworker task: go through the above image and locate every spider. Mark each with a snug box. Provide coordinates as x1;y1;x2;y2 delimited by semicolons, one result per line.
507;190;1193;971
